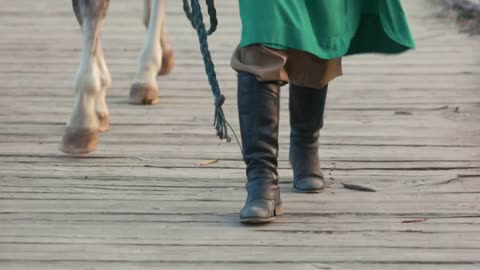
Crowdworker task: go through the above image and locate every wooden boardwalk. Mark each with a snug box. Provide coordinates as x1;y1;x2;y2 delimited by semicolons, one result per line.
1;1;480;269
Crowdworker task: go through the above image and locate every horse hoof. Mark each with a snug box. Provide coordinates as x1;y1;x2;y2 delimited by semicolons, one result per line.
129;82;159;105
158;49;174;76
60;127;99;154
97;113;110;132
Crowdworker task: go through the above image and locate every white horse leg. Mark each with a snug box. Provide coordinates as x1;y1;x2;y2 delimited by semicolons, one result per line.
95;40;111;132
129;0;166;105
62;0;109;154
158;21;174;76
143;0;174;76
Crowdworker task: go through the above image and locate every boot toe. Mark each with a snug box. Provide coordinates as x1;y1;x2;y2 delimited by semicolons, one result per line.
240;201;275;224
294;177;326;193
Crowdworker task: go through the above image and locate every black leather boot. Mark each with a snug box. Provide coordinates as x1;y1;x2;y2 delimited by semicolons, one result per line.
289;83;328;193
238;72;283;224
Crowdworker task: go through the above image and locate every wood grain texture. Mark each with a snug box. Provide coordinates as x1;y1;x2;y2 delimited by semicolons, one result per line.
0;0;479;269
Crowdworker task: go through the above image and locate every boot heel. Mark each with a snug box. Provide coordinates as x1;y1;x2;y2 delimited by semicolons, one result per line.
274;203;284;216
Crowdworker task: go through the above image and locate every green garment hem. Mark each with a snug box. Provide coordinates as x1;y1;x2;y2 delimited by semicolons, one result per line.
240;14;416;60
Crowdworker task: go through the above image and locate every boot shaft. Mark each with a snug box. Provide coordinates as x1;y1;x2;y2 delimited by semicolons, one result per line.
289;83;328;192
289;84;328;138
237;72;281;183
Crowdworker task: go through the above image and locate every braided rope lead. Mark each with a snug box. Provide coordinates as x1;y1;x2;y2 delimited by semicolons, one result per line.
184;0;232;143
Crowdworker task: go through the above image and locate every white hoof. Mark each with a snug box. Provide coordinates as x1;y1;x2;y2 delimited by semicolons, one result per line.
129;82;160;105
61;127;99;154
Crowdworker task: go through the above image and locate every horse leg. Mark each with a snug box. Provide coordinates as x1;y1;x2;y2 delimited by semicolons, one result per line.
158;18;174;76
95;40;111;132
129;0;166;105
143;0;173;75
73;0;111;132
61;0;109;154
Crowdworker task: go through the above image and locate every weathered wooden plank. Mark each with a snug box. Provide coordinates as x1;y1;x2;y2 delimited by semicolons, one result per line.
0;230;478;248
0;200;478;217
0;135;478;148
1;143;478;162
1;262;480;270
2;156;479;169
0;244;479;263
1;191;479;205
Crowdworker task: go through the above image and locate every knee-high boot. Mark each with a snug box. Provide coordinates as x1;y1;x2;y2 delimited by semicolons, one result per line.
289;84;328;193
237;72;283;224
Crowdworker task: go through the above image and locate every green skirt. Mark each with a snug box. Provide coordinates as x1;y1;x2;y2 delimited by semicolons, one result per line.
239;0;416;59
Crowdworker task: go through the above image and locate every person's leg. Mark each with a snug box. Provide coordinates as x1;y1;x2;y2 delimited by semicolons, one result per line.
283;51;340;193
231;45;339;222
289;84;328;193
237;72;283;224
232;45;287;224
231;45;289;84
